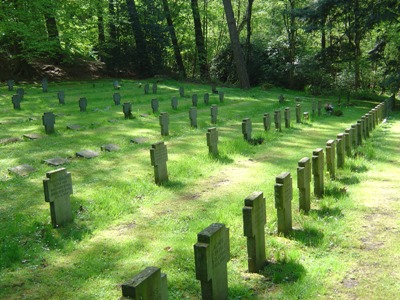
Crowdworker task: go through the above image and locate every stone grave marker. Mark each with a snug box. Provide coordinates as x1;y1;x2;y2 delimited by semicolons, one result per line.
58;91;65;105
274;110;282;132
274;172;293;235
364;115;370;138
123;102;133;119
317;100;322;116
179;86;184;97
206;127;218;156
144;83;150;94
171;97;178;110
210;105;218;124
336;133;345;168
42;112;56;134
297;157;311;213
131;137;149;144
192;94;198;107
242;118;252;141
7;80;14;91
113;93;121;105
351;124;358;147
43;168;73;228
296;104;301;123
159;112;169;136
211;83;218;94
189;107;197;128
16;87;24;100
151;99;159;114
243;191;266;273
79;97;87;112
0;137;21;145
361;116;367;139
23;133;43;140
204;93;209;105
101;144;120;152
43;157;69;166
152;83;157;94
113;80;120;89
356;121;363;145
194;223;230;300
42;78;48;92
12;94;22;110
312;101;316;115
121;266;167;300
8;164;36;176
344;129;352;156
150;141;168;185
219;91;224;103
326;140;336;179
263;113;271;131
76;150;99;159
284;107;290;128
67;124;82;131
312;148;324;198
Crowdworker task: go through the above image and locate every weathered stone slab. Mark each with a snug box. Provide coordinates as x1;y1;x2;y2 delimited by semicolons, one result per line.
336;133;345;168
243;191;266;273
0;137;21;145
12;94;22;110
76;150;99;159
101;144;120;152
58;91;65;105
43;157;69;166
344;129;352;156
150;141;168;185
189;107;197;128
123;102;133;119
326;140;336;179
204;93;209;105
23;133;43;140
296;104;301;123
274;172;293;235
151;99;159;114
171;97;178;110
113;93;121;105
219;91;224;103
206;127;218;156
79;97;87;112
194;223;230;300
284;107;290;128
9;164;36;176
42;112;56;134
159;112;169;136
274;110;282;132
192;94;198;107
67;124;82;130
131;137;149;144
242;118;252;141
210;105;218;124
297;157;311;213
312;148;324;198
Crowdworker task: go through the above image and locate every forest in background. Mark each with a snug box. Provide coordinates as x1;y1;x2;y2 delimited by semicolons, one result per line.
0;0;399;96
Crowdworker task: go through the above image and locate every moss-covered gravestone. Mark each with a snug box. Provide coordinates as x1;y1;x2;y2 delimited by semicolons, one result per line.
297;157;311;213
58;91;65;105
336;133;345;168
356;121;362;145
242;118;252;141
326;140;336;179
204;93;209;105
171;97;178;110
42;78;48;92
79;97;87;112
274;110;282;132
7;79;14;91
150;142;168;185
364;115;370;138
159;112;169;136
194;223;230;300
121;266;167;300
151;99;159;114
361;116;368;138
274;172;293;235
113;80;120;90
312;148;324;198
206;127;218;156
12;94;21;110
192;94;198;107
16;87;24;100
43;168;73;228
152;83;157;94
113;93;121;105
211;105;218;124
296;104;301;123
42;112;56;134
189;107;197;128
219;91;224;103
144;83;149;94
284;107;291;128
263;113;271;131
344;129;352;156
243;191;266;273
179;86;184;97
123;102;132;119
351;124;358;147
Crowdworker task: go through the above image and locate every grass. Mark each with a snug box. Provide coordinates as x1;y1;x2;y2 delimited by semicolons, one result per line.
0;79;399;299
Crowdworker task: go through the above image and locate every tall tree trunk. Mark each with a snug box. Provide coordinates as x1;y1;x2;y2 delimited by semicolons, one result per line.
283;0;296;89
245;0;254;64
222;0;250;89
43;2;62;64
190;0;209;80
161;0;186;78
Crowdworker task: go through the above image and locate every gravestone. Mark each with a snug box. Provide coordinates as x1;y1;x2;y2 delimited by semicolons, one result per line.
364;115;370;138
274;172;293;235
131;137;149;144
159;112;169;136
312;148;324;198
7;80;14;91
150;141;168;185
152;83;157;94
204;93;209;105
16;88;24;100
344;129;352;156
123;102;133;119
219;91;224;103
101;144;120;152
274;110;282;132
317;100;322;116
326;140;336;179
211;83;218;94
189;107;197;128
113;80;120;90
42;78;48;92
243;191;266;273
192;94;198;107
356;121;363;145
42;112;56;134
210;105;218;124
12;94;22;110
76;150;99;159
242;118;252;141
58;91;65;105
371;109;377;129
43;157;69;166
263;113;271;131
179;86;184;97
23;133;43;140
194;223;230;300
79;97;87;112
351;124;358;147
144;83;150;94
8;164;36;176
121;266;167;300
171;97;178;110
0;137;21;145
312;101;316;115
113;93;121;105
296;104;301;123
67;124;82;131
284;107;290;128
151;99;159;114
43;168;73;228
336;133;345;168
278;94;284;103
206;127;218;156
297;157;311;213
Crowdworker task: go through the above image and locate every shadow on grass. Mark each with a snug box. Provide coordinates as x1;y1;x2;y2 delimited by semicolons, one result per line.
260;260;306;284
162;180;186;189
324;185;349;198
337;175;360;185
349;161;368;173
311;206;344;220
289;227;324;247
210;154;234;164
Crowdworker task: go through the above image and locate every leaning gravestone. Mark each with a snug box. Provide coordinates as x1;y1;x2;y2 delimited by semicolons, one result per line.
336;133;345;168
150;141;168;185
79;97;87;112
171;97;178;110
206;127;218;156
344;129;352;156
274;110;282;132
42;112;56;134
192;94;198;107
326;140;336;179
42;78;48;92
296;104;301;123
312;148;324;198
189;107;197;128
219;91;224;103
144;83;150;94
317;100;322;116
274;172;293;235
113;80;120;90
159;112;169;136
58;91;65;105
152;83;157;94
263;113;271;131
113;93;121;105
43;168;73;228
151;99;159;114
242;118;252;141
243;191;266;273
284;107;290;128
179;86;184;97
194;223;230;300
210;105;218;124
12;94;22;110
123;102;133;119
16;88;24;100
204;93;209;105
121;266;167;300
297;157;311;213
7;80;14;91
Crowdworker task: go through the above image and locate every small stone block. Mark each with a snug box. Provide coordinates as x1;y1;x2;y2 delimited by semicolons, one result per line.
101;144;120;152
76;150;99;159
131;137;149;144
23;133;43;140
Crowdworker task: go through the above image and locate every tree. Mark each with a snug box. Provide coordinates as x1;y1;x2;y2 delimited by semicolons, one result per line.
191;0;209;79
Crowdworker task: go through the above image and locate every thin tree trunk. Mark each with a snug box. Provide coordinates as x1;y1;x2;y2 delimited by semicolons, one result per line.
97;2;105;61
245;0;254;64
222;0;250;89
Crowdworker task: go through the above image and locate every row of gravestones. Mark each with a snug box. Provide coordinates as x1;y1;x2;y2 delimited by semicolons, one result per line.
7;79;48;93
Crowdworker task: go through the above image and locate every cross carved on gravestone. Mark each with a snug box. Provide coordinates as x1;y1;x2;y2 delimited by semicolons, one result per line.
79;97;87;112
243;191;266;273
150;142;168;185
43;168;73;228
274;172;293;235
42;112;56;134
297;157;311;213
58;91;65;105
113;93;121;105
159;112;169;136
206;127;218;156
189;107;197;128
151;99;159;114
242;118;252;141
210;105;218;124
